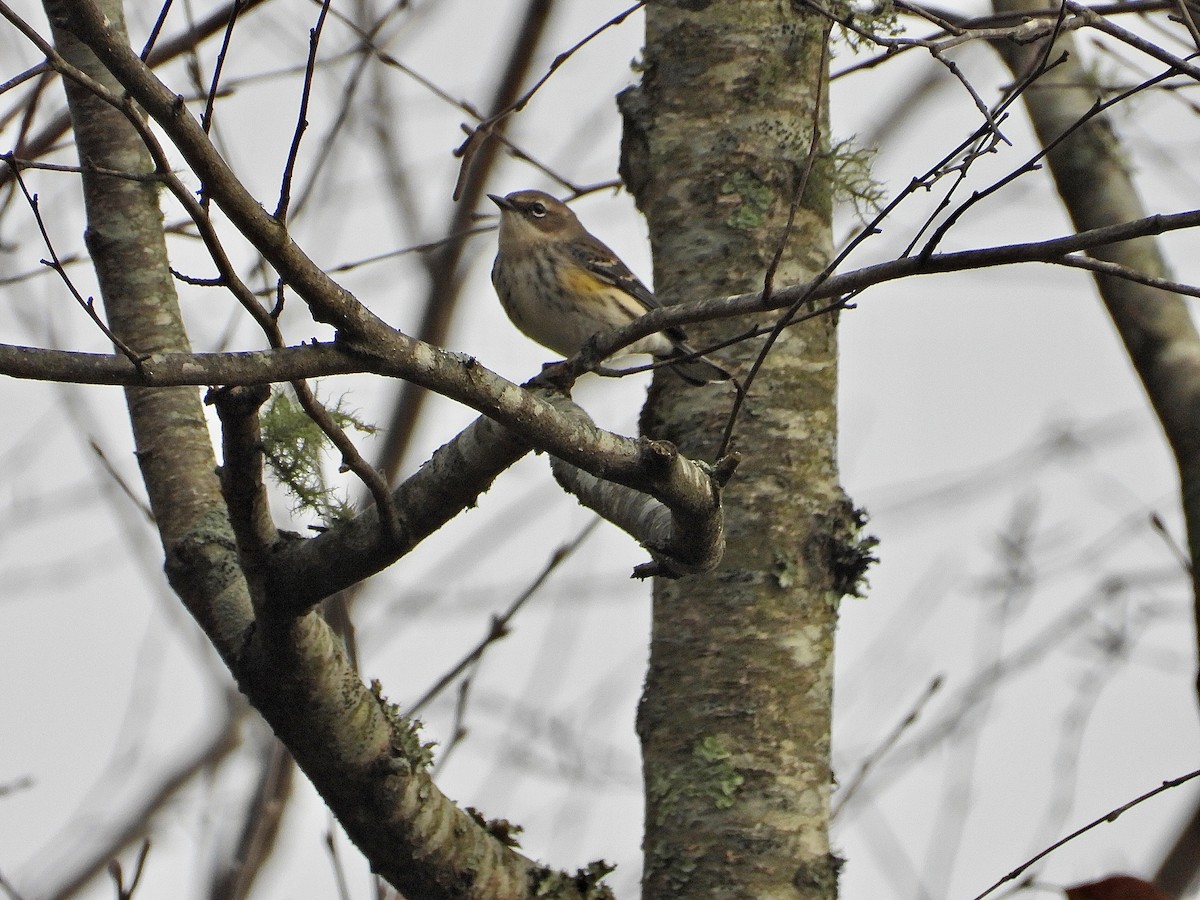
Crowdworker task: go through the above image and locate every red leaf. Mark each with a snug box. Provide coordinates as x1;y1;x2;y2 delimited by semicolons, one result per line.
1065;875;1172;900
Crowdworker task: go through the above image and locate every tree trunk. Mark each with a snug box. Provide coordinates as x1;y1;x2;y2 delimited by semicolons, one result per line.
43;0;224;551
621;3;855;897
42;2;614;896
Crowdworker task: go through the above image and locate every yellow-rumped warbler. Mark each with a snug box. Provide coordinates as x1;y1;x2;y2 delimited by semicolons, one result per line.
488;189;729;385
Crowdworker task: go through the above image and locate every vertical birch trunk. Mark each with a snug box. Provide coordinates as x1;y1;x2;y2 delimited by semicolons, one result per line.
621;3;857;897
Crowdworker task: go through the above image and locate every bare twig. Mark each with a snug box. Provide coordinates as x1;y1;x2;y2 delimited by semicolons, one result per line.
107;840;151;900
89;440;155;523
1173;0;1200;48
1;155;145;368
452;1;646;198
1052;253;1200;299
323;225;494;274
3;154;166;182
0;776;34;798
432;676;473;774
407;517;602;716
1066;0;1200;81
831;676;944;820
972;768;1200;900
138;0;175;60
919;63;1180;259
324;827;353;900
275;0;332;222
803;0;1009;140
0;60;48;96
1149;512;1193;575
291;378;404;548
199;0;247;137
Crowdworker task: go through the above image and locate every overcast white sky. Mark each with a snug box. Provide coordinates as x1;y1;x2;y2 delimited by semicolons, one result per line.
1;2;1198;899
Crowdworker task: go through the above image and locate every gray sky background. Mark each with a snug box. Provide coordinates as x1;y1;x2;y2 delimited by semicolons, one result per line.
1;2;1198;898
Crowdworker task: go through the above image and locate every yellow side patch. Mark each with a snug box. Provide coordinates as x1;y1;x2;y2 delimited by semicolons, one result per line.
557;266;644;323
557;265;610;295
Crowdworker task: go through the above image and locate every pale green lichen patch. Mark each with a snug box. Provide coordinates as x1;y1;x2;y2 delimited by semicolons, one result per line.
720;170;773;230
370;679;436;770
693;734;745;809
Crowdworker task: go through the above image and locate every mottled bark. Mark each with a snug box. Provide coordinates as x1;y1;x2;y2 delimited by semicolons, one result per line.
622;2;857;897
44;0;224;553
41;2;610;896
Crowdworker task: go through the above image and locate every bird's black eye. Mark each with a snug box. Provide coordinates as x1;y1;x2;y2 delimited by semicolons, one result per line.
528;201;547;218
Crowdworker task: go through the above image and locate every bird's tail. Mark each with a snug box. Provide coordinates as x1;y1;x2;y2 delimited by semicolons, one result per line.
660;346;733;386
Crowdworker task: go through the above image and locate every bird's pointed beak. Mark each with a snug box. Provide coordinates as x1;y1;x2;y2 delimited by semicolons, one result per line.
488;193;514;211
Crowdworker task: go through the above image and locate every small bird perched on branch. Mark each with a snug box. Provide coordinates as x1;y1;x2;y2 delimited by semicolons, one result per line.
488;189;730;385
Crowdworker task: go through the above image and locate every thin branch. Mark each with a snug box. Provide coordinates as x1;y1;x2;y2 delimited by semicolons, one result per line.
1053;252;1200;298
323;225;494;275
830;0;1190;80
1150;512;1193;575
452;1;646;198
0;776;34;798
275;0;332;222
138;0;175;60
199;0;246;136
323;828;353;900
89;440;155;523
0;60;49;96
972;768;1200;900
1066;0;1200;81
831;676;944;820
803;0;1009;141
3;154;166;182
431;676;473;774
1;156;145;368
891;4;1073;259
278;19;380;225
107;840;151;900
406;517;602;716
920;62;1179;259
0;339;369;386
308;0;590;206
2;204;1199;390
1173;0;1200;48
291;377;403;547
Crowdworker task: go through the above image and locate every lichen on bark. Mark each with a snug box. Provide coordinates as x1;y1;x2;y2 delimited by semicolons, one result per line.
622;2;849;898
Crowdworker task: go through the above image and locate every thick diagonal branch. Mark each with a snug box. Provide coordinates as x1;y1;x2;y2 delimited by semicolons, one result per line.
545;397;735;577
38;2;611;896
